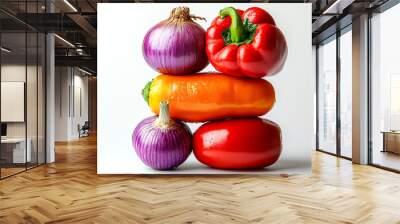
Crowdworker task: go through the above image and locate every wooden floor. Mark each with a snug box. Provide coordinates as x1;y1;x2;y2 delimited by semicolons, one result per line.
1;135;400;223
1;167;26;178
373;150;400;171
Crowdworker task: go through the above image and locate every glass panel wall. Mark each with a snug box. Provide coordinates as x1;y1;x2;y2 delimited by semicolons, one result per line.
316;26;353;160
27;30;38;169
317;36;337;154
339;29;352;158
0;1;46;179
38;32;45;165
371;3;400;171
0;31;28;177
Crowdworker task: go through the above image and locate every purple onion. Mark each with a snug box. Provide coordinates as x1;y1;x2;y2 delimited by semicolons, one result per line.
132;101;192;170
142;7;209;75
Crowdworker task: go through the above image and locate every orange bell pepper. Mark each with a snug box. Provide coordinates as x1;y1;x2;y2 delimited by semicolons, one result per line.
142;73;275;122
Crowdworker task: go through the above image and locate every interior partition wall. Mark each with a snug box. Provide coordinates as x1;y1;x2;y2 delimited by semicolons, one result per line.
0;1;47;179
316;26;352;159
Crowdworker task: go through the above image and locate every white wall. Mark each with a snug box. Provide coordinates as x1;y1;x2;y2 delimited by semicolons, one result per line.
72;73;89;138
55;67;89;141
55;66;70;141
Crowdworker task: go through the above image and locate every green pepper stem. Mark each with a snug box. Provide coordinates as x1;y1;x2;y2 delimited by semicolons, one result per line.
142;80;152;105
158;101;170;127
219;7;248;43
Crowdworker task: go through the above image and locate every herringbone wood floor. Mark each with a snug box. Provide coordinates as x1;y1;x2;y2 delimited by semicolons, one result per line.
1;135;400;224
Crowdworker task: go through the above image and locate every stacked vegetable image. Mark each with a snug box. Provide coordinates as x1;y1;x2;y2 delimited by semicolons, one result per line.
133;6;287;170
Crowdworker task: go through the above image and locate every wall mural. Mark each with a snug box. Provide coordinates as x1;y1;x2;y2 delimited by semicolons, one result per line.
98;3;313;174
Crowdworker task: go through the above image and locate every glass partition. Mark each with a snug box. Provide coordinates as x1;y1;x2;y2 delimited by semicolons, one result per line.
370;3;400;171
0;1;46;179
27;31;38;169
317;37;337;154
38;32;45;165
1;31;28;177
316;27;353;160
339;29;352;158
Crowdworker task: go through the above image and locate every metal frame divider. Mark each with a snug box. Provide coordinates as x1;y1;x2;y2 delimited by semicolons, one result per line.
336;27;341;157
316;44;319;151
25;0;28;172
367;10;373;166
36;0;39;168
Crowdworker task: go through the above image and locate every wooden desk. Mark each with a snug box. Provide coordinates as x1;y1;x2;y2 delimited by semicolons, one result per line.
1;138;31;163
382;131;400;154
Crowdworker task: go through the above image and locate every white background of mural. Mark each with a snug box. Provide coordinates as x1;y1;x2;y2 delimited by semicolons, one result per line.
97;3;313;174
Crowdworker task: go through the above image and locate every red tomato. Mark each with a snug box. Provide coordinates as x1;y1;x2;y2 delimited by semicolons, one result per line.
193;118;282;169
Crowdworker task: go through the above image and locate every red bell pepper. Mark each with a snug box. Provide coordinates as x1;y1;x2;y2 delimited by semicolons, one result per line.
206;7;288;78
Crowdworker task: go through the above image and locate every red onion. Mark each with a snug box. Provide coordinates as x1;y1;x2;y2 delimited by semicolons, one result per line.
132;101;192;170
142;7;209;75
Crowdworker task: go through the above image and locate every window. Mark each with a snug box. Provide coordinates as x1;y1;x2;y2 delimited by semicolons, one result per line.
339;29;352;158
317;26;353;159
318;37;337;154
370;2;400;171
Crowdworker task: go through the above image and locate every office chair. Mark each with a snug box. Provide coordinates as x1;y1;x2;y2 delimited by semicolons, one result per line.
79;121;90;138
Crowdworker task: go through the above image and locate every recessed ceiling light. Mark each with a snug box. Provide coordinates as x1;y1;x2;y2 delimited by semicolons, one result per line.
78;67;93;76
1;47;11;53
54;34;75;48
63;0;78;12
323;0;354;15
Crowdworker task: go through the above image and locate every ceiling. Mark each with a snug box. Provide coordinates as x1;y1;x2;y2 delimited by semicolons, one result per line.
0;0;393;74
